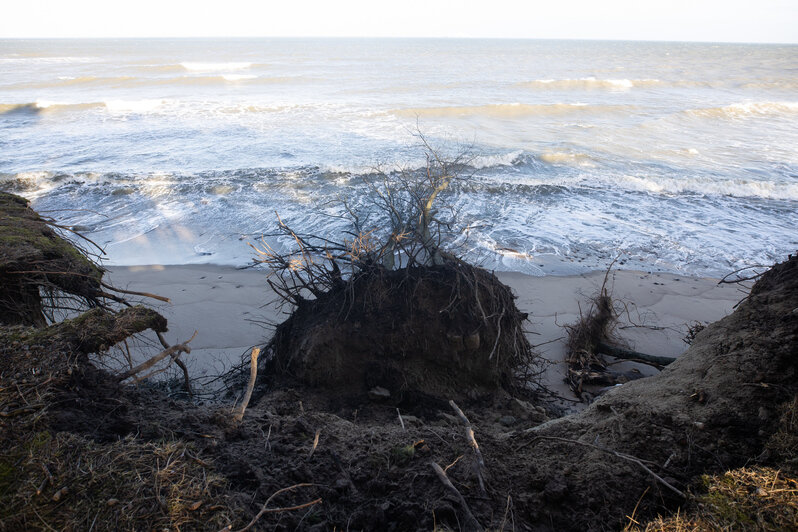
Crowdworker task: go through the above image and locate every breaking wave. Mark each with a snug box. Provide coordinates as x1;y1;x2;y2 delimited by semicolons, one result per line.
519;78;661;91
686;101;798;119
180;61;253;72
393;103;628;118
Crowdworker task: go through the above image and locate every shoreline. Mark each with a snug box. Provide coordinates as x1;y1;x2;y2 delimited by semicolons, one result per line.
105;263;743;405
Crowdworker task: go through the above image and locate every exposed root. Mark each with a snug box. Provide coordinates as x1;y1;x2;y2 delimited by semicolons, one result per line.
264;259;540;401
563;262;670;396
564;267;621;395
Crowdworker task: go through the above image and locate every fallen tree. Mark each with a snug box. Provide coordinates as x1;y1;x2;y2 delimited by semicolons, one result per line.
254;140;541;402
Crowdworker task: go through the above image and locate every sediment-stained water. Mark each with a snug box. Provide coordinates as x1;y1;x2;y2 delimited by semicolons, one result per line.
1;38;796;275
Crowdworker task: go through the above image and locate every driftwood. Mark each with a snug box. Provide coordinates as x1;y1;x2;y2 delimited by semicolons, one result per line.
449;400;487;496
567;368;644;388
430;462;484;532
597;342;676;368
564;260;675;395
234;347;260;422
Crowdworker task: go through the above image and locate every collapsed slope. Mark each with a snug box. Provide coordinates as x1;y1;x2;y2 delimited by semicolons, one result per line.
1;192;795;530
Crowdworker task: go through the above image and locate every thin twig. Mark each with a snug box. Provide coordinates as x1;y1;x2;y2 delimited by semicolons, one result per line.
449;400;487;496
308;429;321;459
430;462;484;532
100;280;171;302
230;483;321;532
116;331;197;382
514;434;685;498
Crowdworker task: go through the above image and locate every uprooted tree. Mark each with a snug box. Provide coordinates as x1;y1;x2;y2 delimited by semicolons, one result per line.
252;138;541;401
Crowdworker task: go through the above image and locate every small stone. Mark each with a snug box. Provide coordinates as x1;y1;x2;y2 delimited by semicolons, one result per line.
106;498;119;507
498;415;517;427
368;386;391;401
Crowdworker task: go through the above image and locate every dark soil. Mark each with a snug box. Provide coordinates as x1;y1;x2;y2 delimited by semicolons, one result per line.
1;191;796;530
265;262;540;405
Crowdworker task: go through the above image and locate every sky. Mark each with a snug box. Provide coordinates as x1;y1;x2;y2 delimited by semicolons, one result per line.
1;0;796;43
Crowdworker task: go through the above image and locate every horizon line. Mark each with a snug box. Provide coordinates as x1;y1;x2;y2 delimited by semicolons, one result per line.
1;35;796;45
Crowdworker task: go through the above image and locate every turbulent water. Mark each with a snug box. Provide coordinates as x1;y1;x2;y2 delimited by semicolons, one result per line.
1;38;796;276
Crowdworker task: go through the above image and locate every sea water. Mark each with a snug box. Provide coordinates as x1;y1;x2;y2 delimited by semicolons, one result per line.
1;38;796;276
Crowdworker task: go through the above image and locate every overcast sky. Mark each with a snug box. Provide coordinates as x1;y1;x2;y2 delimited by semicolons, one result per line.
1;0;796;43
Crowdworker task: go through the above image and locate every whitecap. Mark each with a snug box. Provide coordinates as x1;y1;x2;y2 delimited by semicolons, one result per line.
180;62;252;72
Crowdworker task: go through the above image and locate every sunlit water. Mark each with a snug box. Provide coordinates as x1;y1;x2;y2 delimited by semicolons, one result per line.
1;38;796;276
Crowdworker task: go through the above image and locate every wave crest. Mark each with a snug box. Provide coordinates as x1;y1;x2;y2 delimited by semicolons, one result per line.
180;61;252;72
392;103;625;119
687;101;798;119
519;77;660;91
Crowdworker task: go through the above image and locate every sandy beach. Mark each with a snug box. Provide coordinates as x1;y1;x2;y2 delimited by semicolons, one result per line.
106;264;743;402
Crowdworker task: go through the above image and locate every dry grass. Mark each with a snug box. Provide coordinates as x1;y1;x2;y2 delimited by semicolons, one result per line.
0;432;234;531
0;322;238;531
629;467;798;531
766;396;798;468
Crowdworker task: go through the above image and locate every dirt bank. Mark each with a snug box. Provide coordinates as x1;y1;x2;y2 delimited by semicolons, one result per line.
1;193;795;530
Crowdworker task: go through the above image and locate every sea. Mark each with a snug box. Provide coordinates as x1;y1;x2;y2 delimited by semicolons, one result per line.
1;38;796;277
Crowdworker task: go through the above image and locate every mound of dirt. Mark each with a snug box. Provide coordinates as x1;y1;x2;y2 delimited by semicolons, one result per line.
265;261;538;404
497;253;798;529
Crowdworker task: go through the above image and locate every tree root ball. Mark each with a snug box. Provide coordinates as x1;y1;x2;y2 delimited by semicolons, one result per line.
265;261;540;401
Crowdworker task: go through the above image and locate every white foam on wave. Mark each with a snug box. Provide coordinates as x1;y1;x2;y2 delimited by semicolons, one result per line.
613;174;798;200
470;151;524;169
520;77;660;91
0;171;59;198
687;101;798;119
540;151;595;167
180;62;252;72
393;102;611;119
221;74;258;82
